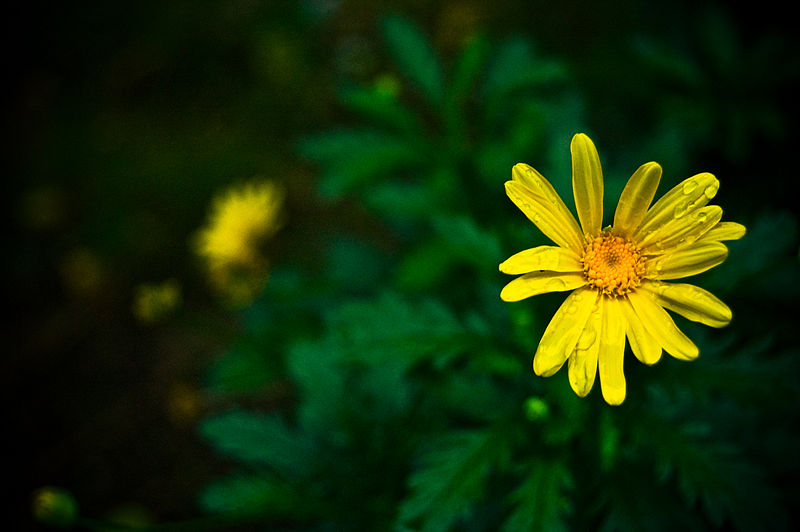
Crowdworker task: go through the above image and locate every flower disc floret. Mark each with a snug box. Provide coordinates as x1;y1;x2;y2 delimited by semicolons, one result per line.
582;231;644;297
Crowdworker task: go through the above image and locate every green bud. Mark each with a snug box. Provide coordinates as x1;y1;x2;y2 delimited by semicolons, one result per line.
524;396;550;421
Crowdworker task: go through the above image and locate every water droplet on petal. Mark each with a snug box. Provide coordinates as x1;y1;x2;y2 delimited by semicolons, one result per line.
703;182;719;199
546;278;567;291
674;202;688;219
576;327;597;350
682;179;698;194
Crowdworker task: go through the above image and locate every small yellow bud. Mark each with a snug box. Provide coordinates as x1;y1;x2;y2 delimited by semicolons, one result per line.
32;486;79;528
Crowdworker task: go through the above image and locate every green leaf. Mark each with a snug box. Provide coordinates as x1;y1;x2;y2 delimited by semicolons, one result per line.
205;340;277;397
633;410;789;531
381;13;445;107
397;428;512;532
200;474;296;517
600;460;707;532
502;458;573;532
297;128;423;197
287;336;348;436
362;181;442;224
448;33;492;106
395;215;502;290
200;410;315;479
328;292;467;368
482;36;569;102
432;214;502;270
339;84;422;133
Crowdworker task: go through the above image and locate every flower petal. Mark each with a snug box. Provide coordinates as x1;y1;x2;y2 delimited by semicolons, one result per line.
627;290;698;361
506;172;585;254
598;297;627;405
640;280;732;328
613;161;662;237
620;297;662;365
639;205;722;254
634;172;719;240
568;298;602;397
571;133;604;236
533;287;599;377
697;221;747;243
500;272;586;302
645;242;728;280
499;246;582;275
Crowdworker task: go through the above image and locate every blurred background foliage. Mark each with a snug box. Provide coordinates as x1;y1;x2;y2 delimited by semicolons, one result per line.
5;1;800;530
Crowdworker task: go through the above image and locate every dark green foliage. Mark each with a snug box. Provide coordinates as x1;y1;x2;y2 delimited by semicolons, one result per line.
501;458;573;532
14;2;797;531
381;13;446;108
397;429;513;532
195;9;800;531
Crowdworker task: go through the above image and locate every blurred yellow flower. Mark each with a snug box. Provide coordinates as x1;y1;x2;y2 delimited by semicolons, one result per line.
193;179;285;306
32;486;79;528
500;133;745;405
132;279;181;323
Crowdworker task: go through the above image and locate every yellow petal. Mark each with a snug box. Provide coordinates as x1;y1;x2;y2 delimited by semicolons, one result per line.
645;242;728;280
639;205;722;254
598;297;627;405
499;246;582;275
627;290;698;361
634;172;719;240
620;297;662;365
571;133;604;236
533;287;599;377
697;221;747;242
640;280;732;328
500;272;586;302
613;161;662;238
505;177;585;254
568;298;602;397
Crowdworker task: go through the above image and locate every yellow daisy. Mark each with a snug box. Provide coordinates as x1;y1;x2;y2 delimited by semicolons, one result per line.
194;179;285;306
500;133;745;405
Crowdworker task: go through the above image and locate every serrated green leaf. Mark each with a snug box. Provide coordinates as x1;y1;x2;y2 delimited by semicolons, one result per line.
502;458;573;532
482;36;569;102
339;84;422;133
298;128;423;197
200;474;296;517
431;214;502;270
362;181;441;224
328;292;467;368
397;428;512;532
287;336;348;436
200;410;315;479
448;33;492;106
600;460;707;532
381;13;445;107
633;410;789;531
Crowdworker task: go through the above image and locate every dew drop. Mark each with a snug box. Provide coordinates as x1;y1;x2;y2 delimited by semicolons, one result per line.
703;182;719;199
576;328;597;350
673;201;688;219
695;210;708;223
682;179;698;194
546;278;567;291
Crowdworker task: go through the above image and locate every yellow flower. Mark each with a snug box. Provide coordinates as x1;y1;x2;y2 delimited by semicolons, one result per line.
500;133;745;405
193;179;285;306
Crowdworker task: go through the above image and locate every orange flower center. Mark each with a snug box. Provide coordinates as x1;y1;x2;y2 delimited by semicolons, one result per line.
582;231;644;297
